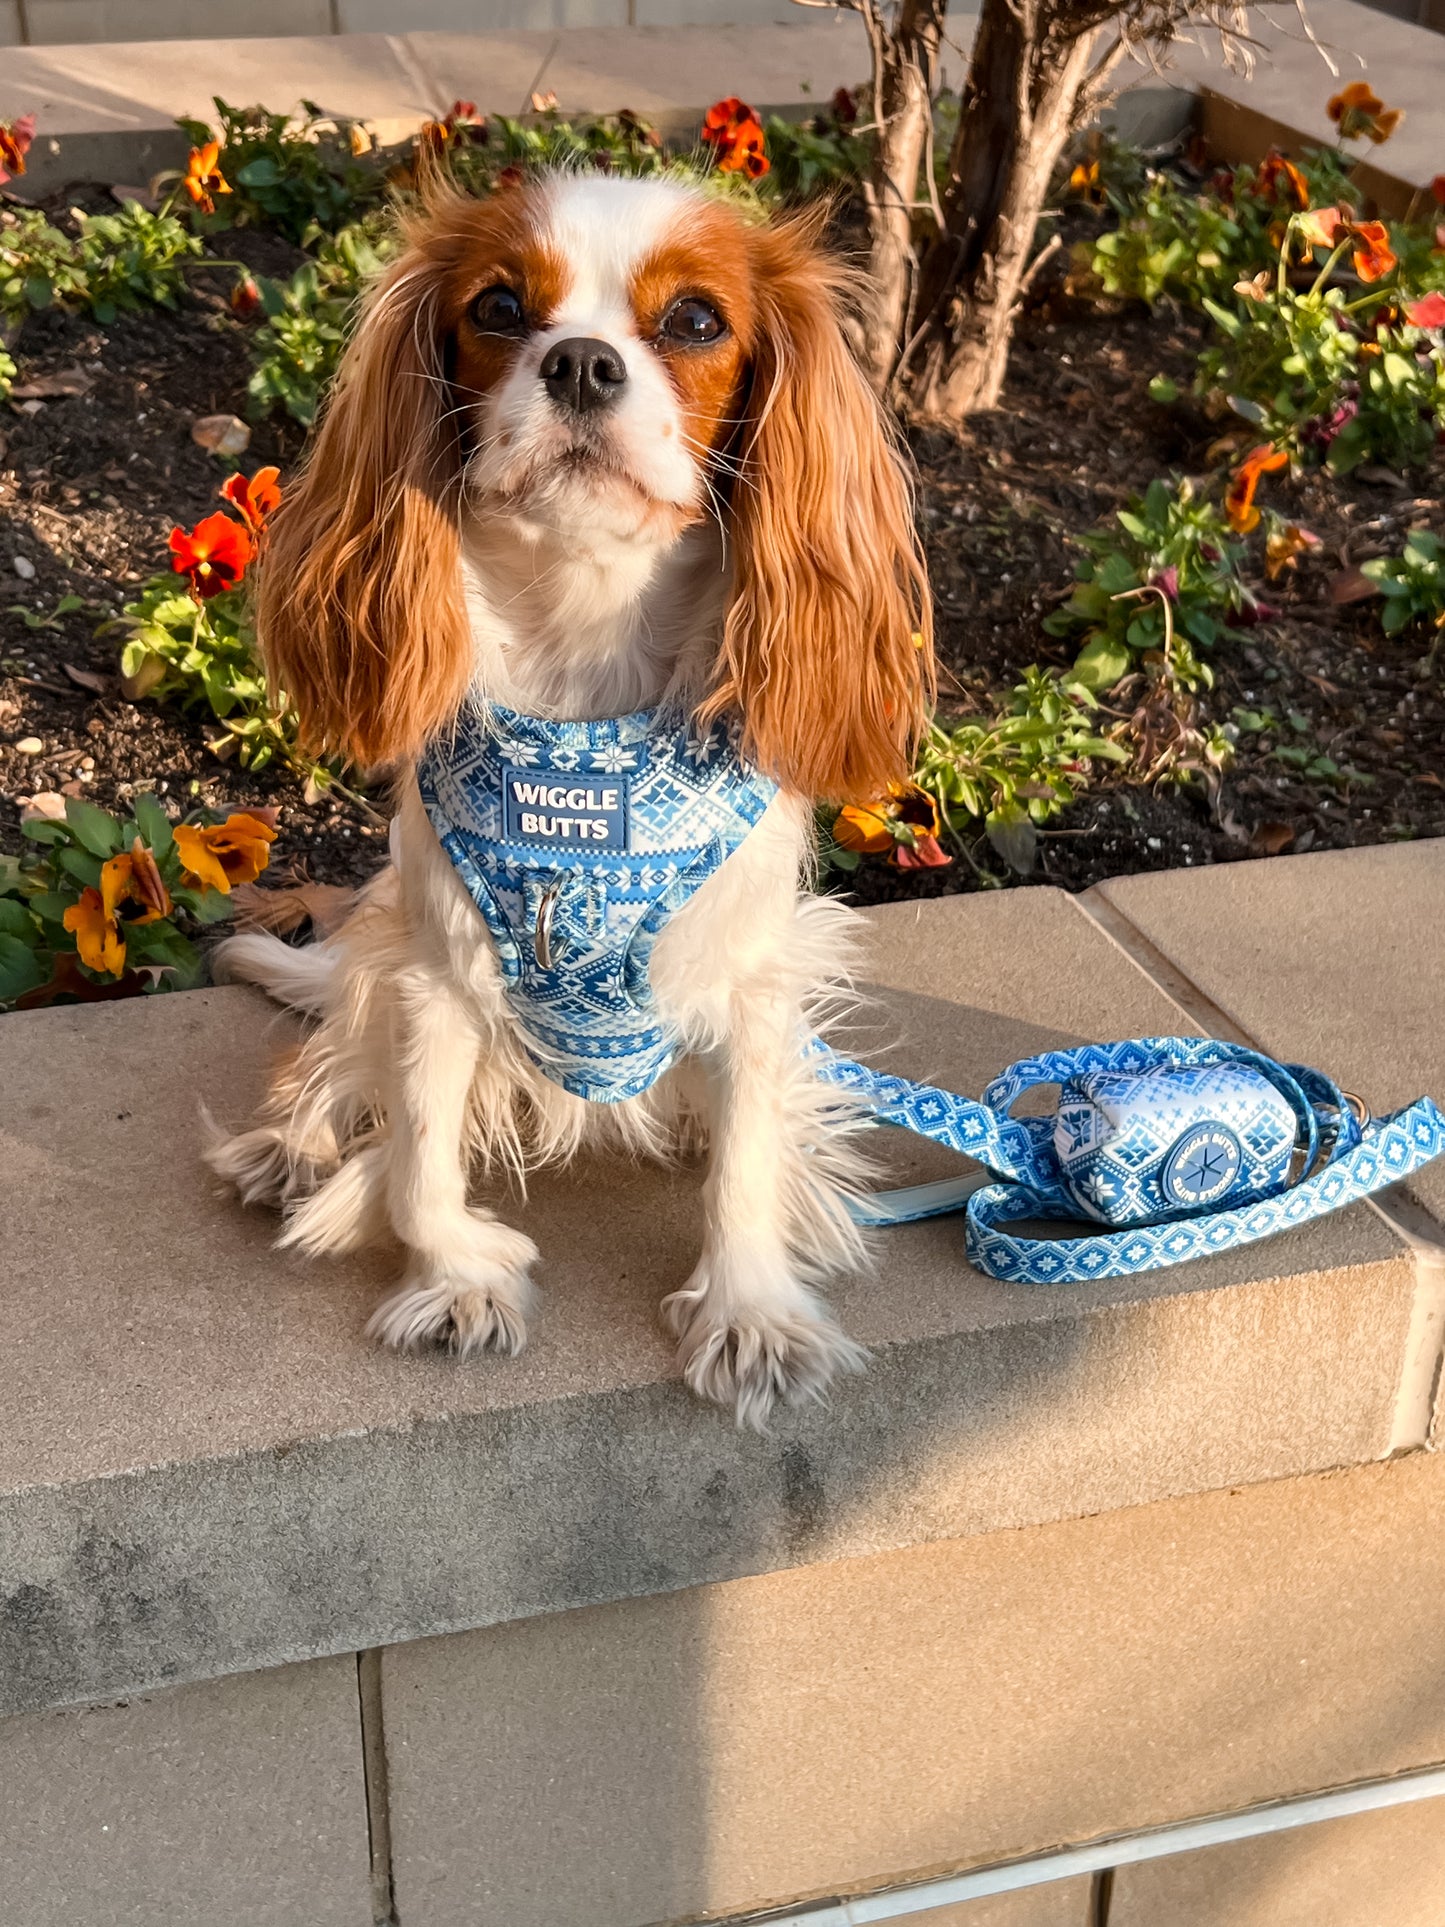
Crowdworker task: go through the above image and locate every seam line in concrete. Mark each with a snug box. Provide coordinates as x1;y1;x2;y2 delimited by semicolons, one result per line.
1088;1864;1115;1926
1071;886;1254;1043
1074;882;1445;1454
357;1648;399;1927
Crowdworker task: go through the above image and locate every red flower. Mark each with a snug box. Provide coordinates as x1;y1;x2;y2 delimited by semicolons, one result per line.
220;465;282;536
700;97;770;180
1225;445;1288;534
1254;151;1309;210
702;97;752;141
420;99;485;153
893;833;952;870
0;113;35;185
1404;291;1445;329
230;274;261;318
169;512;254;599
1434;176;1445;207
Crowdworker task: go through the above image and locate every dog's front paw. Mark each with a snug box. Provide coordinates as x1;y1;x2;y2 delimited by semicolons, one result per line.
367;1220;539;1358
662;1265;867;1430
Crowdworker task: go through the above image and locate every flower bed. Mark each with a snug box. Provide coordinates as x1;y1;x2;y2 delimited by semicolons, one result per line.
1;93;1443;1006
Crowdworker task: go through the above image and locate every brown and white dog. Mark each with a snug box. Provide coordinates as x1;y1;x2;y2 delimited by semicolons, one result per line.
209;172;933;1427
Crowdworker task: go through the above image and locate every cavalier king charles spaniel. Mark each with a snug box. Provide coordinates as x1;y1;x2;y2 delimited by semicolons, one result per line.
209;172;933;1428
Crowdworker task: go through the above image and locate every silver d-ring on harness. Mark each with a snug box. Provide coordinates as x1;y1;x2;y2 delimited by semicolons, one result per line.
1344;1091;1371;1127
534;883;562;971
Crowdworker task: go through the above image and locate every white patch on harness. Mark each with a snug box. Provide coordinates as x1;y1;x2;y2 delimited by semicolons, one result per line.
502;765;630;850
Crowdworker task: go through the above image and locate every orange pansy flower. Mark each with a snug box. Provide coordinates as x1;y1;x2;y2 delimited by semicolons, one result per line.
1225;445;1289;535
1254;151;1310;210
1265;523;1320;580
0;113;36;186
174;812;277;895
1295;207;1397;283
183;140;232;216
220;466;282;536
169;511;255;600
835;786;951;869
63;887;126;977
1068;159;1106;206
1327;81;1403;145
1346;218;1397;283
1404;291;1445;329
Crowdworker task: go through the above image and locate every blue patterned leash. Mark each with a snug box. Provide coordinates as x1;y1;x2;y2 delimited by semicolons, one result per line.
817;1037;1445;1283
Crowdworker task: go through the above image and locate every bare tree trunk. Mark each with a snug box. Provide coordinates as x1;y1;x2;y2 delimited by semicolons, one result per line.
906;0;1096;418
857;0;948;387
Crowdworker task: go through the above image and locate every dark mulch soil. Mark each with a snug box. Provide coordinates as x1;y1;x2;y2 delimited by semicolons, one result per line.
2;217;1442;899
0;231;383;887
854;288;1445;902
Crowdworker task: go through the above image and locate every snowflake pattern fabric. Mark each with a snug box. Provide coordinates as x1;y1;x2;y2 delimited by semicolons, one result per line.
417;702;777;1103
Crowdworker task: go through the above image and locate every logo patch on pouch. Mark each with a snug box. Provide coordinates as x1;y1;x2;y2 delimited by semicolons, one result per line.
502;766;630;850
1161;1123;1244;1206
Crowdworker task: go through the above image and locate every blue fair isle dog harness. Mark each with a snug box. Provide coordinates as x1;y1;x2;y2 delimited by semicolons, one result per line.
419;703;1445;1284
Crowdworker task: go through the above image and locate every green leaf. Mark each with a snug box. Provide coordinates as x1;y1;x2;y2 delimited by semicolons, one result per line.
21;819;69;845
1095;552;1139;596
1225;393;1268;426
1071;635;1132;690
172;884;235;926
0;934;48;1002
56;846;104;889
133;791;174;860
63;795;124;857
984;801;1038;876
1201;296;1242;338
0;897;38;939
1148;374;1180;404
27;890;74;926
236;155;283;187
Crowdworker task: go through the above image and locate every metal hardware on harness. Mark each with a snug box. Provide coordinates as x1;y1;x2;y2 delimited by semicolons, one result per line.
533;883;562;971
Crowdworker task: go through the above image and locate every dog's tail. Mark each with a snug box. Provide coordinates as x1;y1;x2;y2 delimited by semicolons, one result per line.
213;928;339;1016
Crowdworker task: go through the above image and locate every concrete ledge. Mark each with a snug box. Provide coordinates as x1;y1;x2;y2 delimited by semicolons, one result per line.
0;885;1427;1719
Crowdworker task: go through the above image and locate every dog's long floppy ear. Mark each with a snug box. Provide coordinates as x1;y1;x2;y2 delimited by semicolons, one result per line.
701;210;934;804
258;225;472;771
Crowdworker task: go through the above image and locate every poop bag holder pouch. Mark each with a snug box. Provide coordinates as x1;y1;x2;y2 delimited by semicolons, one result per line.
819;1036;1445;1283
1050;1056;1308;1226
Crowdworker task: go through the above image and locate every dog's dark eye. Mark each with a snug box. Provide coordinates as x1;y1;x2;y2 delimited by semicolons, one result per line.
660;297;725;345
472;285;527;335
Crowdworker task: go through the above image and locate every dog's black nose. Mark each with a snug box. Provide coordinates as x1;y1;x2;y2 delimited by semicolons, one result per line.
539;337;628;414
